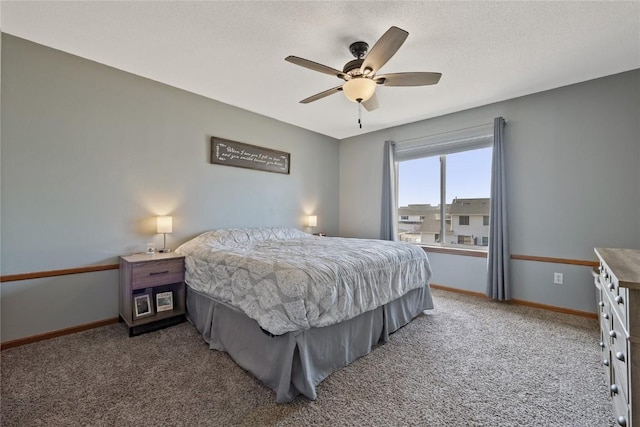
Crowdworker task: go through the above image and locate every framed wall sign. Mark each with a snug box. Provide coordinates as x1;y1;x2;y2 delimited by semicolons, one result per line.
211;137;290;174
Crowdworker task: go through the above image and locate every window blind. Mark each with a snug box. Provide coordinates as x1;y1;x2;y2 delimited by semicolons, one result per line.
394;123;494;161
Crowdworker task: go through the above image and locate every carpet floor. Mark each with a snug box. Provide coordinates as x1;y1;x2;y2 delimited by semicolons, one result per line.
1;289;613;426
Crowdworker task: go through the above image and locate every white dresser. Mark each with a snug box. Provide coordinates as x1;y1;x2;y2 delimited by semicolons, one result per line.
594;247;640;427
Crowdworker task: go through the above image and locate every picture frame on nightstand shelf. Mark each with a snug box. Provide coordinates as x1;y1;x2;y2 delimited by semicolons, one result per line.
156;291;174;312
133;293;154;319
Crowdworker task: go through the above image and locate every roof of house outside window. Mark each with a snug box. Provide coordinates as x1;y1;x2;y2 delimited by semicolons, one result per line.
449;198;490;216
398;204;442;216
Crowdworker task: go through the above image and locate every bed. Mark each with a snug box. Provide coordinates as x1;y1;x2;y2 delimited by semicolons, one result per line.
175;227;433;402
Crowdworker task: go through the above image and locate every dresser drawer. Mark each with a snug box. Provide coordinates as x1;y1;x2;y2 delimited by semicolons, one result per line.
612;349;629;404
612;384;630;427
611;321;629;399
601;329;613;387
611;287;629;333
131;259;184;290
602;267;629;331
601;308;613;337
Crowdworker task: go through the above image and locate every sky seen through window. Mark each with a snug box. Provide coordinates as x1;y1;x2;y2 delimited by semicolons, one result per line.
398;147;493;206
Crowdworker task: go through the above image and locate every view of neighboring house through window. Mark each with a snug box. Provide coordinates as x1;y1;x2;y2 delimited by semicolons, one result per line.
397;146;493;249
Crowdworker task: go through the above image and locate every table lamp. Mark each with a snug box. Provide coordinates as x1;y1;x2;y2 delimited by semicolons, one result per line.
157;216;173;253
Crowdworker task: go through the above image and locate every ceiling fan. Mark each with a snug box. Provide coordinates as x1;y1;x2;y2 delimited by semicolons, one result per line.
285;26;442;117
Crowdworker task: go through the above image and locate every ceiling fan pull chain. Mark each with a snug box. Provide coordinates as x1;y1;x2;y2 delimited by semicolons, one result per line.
358;102;363;129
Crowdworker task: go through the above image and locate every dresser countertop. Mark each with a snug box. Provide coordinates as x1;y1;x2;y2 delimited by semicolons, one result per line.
595;247;640;290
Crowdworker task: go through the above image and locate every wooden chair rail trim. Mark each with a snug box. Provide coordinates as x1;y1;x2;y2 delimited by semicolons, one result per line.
0;264;119;282
510;254;599;267
1;317;120;350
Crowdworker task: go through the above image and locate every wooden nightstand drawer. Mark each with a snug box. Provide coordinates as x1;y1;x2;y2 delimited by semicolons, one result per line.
131;259;184;290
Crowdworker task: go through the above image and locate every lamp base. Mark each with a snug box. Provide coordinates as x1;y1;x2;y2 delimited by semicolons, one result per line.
158;248;172;253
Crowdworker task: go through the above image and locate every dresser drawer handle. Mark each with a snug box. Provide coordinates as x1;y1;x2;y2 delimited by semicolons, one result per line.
604;359;610;367
603;313;609;320
609;330;617;339
615;352;625;362
599;341;605;349
149;270;170;276
617;416;627;426
614;295;624;305
611;384;619;395
607;283;615;290
599;301;605;307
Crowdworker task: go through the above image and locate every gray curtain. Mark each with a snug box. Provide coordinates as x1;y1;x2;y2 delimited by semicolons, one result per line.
486;117;510;300
380;140;398;241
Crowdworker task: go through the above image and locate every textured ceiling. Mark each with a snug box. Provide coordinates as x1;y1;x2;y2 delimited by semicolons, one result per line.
2;1;639;140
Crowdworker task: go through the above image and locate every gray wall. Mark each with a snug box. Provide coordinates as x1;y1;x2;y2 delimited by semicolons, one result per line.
1;35;340;342
340;69;640;312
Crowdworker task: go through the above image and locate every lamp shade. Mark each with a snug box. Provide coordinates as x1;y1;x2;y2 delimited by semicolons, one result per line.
342;78;376;103
307;215;317;227
156;216;173;234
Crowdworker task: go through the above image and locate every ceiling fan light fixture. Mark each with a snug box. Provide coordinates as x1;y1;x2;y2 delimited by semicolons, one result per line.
342;77;376;103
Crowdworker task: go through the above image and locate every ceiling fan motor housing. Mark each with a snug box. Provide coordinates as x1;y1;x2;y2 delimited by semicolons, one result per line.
343;41;369;75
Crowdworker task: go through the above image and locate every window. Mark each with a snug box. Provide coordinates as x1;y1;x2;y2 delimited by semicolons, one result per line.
458;235;473;244
397;145;493;249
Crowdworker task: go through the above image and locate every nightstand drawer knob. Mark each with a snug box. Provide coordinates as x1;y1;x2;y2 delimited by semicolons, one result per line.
604;359;610;367
607;283;614;290
603;313;609;320
599;341;605;348
149;270;170;276
615;295;624;305
599;301;605;307
616;352;625;362
611;384;619;395
617;416;627;426
610;330;617;339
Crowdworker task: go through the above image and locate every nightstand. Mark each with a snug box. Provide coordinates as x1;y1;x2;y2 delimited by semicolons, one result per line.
119;252;186;337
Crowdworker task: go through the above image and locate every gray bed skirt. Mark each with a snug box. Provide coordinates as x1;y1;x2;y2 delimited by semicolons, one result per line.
186;285;434;403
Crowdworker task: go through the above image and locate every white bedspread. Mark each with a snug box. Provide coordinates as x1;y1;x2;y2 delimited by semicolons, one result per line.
175;227;432;335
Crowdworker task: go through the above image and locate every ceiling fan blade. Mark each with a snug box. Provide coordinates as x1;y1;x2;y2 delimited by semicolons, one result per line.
300;85;343;104
360;26;408;75
362;93;379;111
285;56;347;79
375;72;442;86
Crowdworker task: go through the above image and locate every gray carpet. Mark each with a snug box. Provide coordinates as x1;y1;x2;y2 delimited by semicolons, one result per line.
2;289;613;426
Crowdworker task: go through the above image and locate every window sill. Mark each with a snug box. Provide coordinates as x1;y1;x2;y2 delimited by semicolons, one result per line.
418;245;488;258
